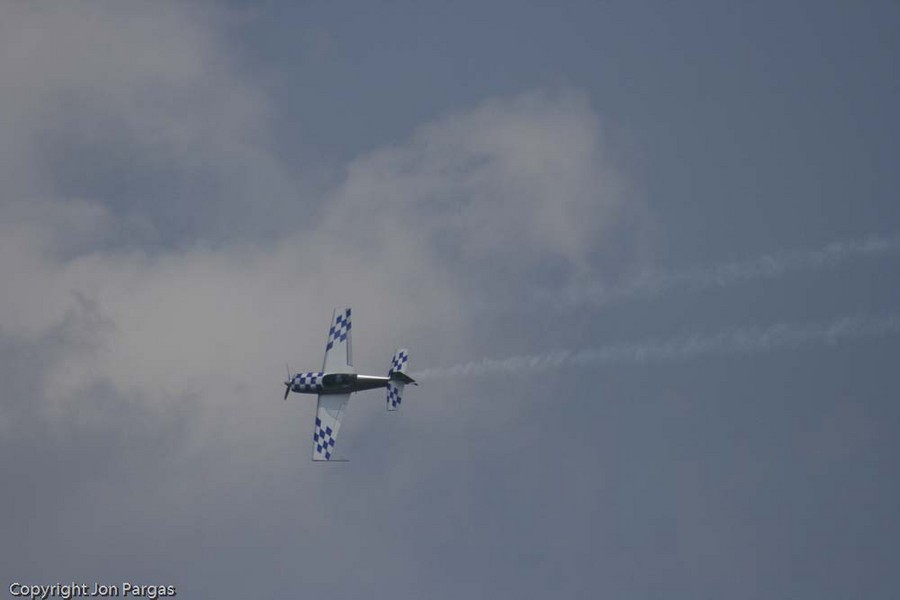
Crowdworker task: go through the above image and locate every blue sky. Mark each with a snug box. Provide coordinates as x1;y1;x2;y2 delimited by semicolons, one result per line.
1;2;899;598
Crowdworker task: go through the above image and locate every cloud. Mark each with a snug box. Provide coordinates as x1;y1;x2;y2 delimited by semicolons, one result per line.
0;19;638;586
0;10;638;588
1;9;638;422
0;2;292;245
1;79;635;434
331;90;644;288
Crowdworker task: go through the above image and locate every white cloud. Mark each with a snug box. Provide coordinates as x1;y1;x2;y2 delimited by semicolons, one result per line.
334;90;638;285
0;3;635;437
0;32;644;594
0;2;292;242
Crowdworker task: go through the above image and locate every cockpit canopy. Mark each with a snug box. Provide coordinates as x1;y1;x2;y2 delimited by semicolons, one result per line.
322;373;357;390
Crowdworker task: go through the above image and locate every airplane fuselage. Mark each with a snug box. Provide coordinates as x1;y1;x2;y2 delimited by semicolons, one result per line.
290;372;390;395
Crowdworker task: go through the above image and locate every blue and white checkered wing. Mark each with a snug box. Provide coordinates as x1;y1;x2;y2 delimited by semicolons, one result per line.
322;307;353;373
312;392;351;461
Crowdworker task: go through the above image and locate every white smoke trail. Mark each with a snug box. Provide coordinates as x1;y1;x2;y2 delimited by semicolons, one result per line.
414;313;900;380
545;233;900;307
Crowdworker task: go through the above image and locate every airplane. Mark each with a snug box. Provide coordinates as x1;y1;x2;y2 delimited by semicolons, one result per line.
283;307;417;461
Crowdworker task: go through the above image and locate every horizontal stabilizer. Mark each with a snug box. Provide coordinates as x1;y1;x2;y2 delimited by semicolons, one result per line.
389;371;417;386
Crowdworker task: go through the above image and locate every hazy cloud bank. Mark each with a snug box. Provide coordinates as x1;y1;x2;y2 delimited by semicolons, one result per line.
0;8;640;589
0;2;636;437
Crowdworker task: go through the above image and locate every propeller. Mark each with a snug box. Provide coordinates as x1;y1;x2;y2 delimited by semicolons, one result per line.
283;363;292;400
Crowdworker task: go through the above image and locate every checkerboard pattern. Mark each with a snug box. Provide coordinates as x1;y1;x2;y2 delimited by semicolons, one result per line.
313;416;336;460
387;383;401;410
326;308;352;351
293;372;324;393
389;349;409;374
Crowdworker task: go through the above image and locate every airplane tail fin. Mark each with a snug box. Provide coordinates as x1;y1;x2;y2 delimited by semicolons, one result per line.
386;349;416;411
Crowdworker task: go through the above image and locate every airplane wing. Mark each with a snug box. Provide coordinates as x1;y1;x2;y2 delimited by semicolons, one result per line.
322;307;354;373
312;392;351;461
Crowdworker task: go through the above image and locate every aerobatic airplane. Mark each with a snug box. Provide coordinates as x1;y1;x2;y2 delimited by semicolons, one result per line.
283;307;417;461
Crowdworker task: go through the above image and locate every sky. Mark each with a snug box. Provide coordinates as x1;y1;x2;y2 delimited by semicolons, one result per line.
1;1;899;598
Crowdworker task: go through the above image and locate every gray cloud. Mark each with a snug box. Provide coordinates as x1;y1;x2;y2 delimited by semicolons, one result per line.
0;7;640;594
1;86;634;432
0;2;295;247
